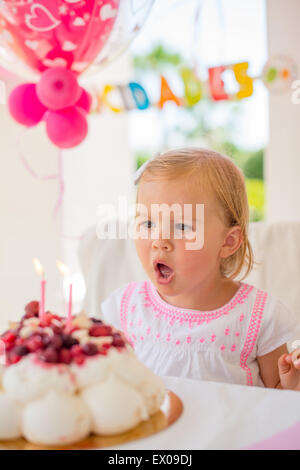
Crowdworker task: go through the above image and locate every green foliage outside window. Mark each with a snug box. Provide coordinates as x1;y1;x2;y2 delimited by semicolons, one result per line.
133;44;265;222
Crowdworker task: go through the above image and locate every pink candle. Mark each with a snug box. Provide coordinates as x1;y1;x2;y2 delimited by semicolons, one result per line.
40;277;46;321
67;283;73;331
33;258;46;322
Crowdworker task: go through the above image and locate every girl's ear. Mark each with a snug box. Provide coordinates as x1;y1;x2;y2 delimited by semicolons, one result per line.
219;227;243;259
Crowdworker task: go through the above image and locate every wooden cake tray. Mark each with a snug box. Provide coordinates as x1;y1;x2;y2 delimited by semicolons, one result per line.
0;390;183;450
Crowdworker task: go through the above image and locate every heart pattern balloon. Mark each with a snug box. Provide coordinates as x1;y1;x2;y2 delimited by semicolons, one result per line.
0;0;120;76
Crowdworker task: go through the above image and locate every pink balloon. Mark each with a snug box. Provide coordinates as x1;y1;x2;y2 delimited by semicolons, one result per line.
0;0;120;76
8;83;47;127
45;107;88;149
76;88;92;113
36;67;81;110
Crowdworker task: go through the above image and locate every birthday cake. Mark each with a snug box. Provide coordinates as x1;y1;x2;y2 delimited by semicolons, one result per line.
0;301;166;447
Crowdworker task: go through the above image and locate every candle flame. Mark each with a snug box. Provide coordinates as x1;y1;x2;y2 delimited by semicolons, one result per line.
56;260;71;277
33;258;44;277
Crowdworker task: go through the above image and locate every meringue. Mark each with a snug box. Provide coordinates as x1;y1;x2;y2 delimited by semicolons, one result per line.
0;392;22;440
82;373;149;435
3;356;76;403
22;391;91;446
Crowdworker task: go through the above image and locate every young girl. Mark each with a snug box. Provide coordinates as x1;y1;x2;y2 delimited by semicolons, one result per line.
101;147;300;390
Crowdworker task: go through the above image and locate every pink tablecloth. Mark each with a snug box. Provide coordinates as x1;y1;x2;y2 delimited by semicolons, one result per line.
245;420;300;450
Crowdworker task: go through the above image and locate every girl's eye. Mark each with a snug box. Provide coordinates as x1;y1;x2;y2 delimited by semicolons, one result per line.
141;220;153;229
175;223;192;231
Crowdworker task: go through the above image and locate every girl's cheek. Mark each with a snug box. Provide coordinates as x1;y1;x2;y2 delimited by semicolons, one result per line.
135;239;150;260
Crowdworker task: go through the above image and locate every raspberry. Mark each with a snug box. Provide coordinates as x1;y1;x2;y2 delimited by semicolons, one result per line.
89;325;112;337
82;343;98;356
24;301;39;318
112;334;125;348
70;344;83;357
13;345;30;356
59;349;72;364
62;334;79;349
51;314;63;322
40;312;53;327
98;348;108;356
26;335;44;352
74;354;85;365
90;318;103;324
52;325;63;334
7;351;22;365
2;332;17;345
38;348;58;363
47;334;63;350
4;342;15;352
15;337;25;347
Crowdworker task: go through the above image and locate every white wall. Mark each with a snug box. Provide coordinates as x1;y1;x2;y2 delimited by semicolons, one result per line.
0;53;133;329
0;102;63;327
266;0;300;222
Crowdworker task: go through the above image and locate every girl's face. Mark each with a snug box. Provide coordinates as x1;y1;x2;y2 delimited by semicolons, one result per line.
134;177;230;304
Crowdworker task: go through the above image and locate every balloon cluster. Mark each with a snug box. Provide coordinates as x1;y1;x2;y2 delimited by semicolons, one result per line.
8;68;92;149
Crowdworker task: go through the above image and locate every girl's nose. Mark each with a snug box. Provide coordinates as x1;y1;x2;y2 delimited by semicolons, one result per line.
152;238;173;251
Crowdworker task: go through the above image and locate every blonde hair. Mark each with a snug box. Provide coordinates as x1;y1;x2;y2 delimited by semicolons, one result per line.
136;147;255;281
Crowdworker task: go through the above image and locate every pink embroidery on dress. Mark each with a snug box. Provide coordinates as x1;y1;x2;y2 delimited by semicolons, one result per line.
131;305;136;313
240;290;267;386
129;321;134;327
225;328;230;335
235;332;240;337
144;281;254;323
146;327;151;335
231;344;236;352
140;336;144;341
240;314;244;322
210;334;216;342
186;336;191;344
156;333;161;339
120;283;137;347
166;333;171;342
176;339;180;345
220;345;225;351
200;337;205;343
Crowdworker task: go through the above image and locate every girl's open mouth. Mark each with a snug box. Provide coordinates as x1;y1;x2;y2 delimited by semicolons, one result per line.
154;261;175;285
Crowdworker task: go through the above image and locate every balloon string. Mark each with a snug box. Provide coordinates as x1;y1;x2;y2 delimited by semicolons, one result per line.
53;149;83;241
53;149;65;220
18;133;58;181
17;131;83;241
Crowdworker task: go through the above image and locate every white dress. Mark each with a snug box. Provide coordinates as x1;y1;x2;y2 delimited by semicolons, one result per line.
100;280;299;387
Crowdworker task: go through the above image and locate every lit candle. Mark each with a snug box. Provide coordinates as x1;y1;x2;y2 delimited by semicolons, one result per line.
56;260;73;331
33;258;46;321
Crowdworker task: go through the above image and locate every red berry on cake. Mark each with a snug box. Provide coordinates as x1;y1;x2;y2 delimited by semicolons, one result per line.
89;325;112;337
24;301;39;318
